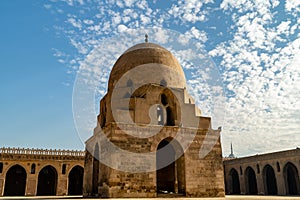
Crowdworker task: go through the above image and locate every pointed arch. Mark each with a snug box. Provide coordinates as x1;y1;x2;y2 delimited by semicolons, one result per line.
229;168;240;194
156;137;185;194
37;165;57;195
284;162;300;195
245;166;257;195
4;164;27;196
68;165;84;195
263;164;278;195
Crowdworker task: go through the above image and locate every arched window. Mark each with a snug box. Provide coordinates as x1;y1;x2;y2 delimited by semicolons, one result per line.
276;162;280;172
240;166;243;175
256;164;260;174
157;105;164;125
62;164;66;174
31;163;36;174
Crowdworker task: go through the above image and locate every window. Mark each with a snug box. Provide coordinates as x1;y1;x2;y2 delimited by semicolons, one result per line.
276;162;280;172
0;162;3;173
160;79;167;86
157;105;164;125
62;164;66;174
127;79;133;87
240;166;243;175
31;163;36;174
161;94;168;106
256;164;260;174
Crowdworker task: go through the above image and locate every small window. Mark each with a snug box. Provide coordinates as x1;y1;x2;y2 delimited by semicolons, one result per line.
160;79;167;86
276;162;280;172
157;105;164;125
0;162;3;173
256;164;260;174
123;92;131;98
62;164;66;174
127;79;133;87
240;166;243;175
31;163;36;174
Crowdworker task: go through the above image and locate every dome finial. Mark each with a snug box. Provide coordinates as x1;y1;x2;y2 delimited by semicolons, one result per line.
145;33;148;43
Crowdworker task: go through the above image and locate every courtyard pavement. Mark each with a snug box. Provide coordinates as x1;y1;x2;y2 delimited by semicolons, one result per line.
0;196;300;200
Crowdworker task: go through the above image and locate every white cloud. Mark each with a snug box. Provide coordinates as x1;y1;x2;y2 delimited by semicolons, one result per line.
46;0;300;157
285;0;300;11
67;18;82;29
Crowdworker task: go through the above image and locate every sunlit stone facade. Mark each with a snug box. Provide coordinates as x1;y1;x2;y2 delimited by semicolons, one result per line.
224;148;300;196
0;147;84;196
83;42;224;198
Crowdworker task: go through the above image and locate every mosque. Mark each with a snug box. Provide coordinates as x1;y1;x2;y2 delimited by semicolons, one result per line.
0;40;299;197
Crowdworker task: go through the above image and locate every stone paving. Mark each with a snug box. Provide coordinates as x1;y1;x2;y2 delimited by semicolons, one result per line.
1;196;300;200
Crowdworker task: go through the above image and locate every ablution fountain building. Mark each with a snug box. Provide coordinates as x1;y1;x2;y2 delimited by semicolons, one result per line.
82;41;224;197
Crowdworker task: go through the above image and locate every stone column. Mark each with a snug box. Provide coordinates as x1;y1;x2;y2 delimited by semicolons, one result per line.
239;174;246;195
256;172;264;195
276;171;286;195
174;161;178;193
0;177;4;196
57;175;68;195
25;174;37;196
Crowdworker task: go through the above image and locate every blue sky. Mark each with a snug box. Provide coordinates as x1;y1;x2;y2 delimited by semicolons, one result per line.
0;0;299;157
0;1;83;150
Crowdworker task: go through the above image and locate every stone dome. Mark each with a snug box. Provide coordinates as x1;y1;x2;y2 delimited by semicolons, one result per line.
108;42;186;90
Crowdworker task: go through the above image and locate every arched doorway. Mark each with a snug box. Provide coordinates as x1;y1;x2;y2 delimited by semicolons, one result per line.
68;165;84;195
229;168;240;194
156;138;185;195
263;164;278;195
4;165;27;196
92;143;100;195
37;165;57;195
284;162;300;195
245;167;257;195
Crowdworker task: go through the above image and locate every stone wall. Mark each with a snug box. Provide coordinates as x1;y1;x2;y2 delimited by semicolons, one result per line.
224;148;300;195
0;147;84;196
83;123;225;198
